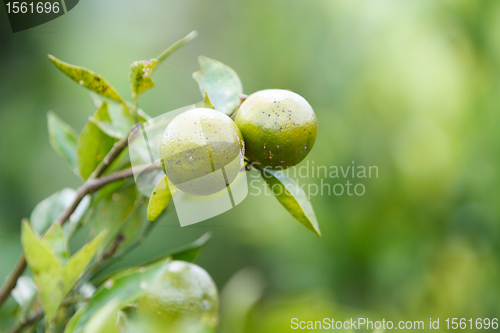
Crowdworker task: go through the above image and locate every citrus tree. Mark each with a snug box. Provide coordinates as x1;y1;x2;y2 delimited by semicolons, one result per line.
0;31;320;333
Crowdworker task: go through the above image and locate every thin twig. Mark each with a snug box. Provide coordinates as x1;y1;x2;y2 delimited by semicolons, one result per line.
157;31;197;63
101;233;125;261
8;308;43;333
0;259;27;311
90;124;140;179
0;125;140;309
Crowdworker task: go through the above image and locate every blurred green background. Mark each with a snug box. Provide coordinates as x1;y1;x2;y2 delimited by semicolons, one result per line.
1;0;500;331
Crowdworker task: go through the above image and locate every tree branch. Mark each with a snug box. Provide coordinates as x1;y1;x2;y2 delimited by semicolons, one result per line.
0;259;27;312
0;124;142;309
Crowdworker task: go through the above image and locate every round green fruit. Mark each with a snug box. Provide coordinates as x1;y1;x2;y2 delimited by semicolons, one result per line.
137;261;219;330
159;108;245;196
234;89;317;169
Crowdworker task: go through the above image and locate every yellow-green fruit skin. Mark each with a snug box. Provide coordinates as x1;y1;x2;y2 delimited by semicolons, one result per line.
137;261;219;331
234;89;317;169
159;108;244;196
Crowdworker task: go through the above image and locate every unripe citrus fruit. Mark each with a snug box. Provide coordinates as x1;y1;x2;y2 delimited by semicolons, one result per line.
234;89;317;169
159;108;244;196
137;261;219;330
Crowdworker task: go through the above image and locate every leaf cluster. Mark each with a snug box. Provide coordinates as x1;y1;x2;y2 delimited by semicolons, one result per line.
3;30;320;333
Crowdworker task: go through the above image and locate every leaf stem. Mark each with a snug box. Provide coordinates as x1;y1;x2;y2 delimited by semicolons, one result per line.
0;259;28;312
133;93;140;123
157;31;198;63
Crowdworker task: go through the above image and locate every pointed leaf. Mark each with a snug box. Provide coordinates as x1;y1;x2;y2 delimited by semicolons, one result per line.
169;232;211;263
129;31;197;97
47;112;78;173
129;59;158;96
77;102;117;180
89;102;135;139
88;118;124;139
21;220;63;318
22;221;107;319
64;257;172;333
89;183;139;254
30;188;78;235
90;92;107;109
91;94;150;123
258;167;321;237
193;56;243;115
41;224;69;264
48;55;124;103
64;308;84;333
64;231;107;285
195;91;215;109
83;299;120;333
147;175;174;221
114;201;147;256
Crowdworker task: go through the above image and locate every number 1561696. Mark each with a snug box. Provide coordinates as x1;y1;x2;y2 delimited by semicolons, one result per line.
5;2;60;14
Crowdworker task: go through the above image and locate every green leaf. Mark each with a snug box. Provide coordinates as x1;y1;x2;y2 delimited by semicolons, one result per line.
114;201;147;256
129;31;197;97
64;231;107;289
89;102;135;139
147;176;174;221
77;102;117;181
195;91;215;109
21;220;63;318
129;59;158;96
30;188;84;235
64;308;84;333
22;221;107;319
83;299;120;333
91;94;150;123
193;56;243;115
89;183;139;254
169;232;211;263
41;224;69;264
48;55;124;103
47;112;78;174
258;167;321;237
64;257;173;333
90;92;107;109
